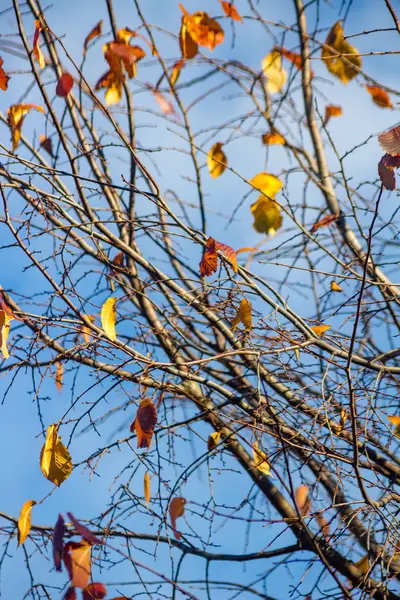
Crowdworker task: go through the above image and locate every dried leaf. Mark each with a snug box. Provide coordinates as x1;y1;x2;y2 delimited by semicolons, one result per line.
33;20;45;69
82;583;107;600
0;57;10;91
324;104;342;126
17;500;37;545
252;441;271;476
251;197;282;235
215;240;237;272
262;132;285;146
208;431;222;450
330;281;342;292
101;297;117;341
170;59;185;86
56;73;74;97
169;496;186;540
295;485;310;516
378;126;400;156
220;2;243;22
236;247;257;255
39;135;55;157
95;70;123;106
262;50;287;94
8;104;45;151
144;471;151;508
231;298;252;332
53;514;66;571
249;172;283;197
83;20;103;56
63;539;92;589
366;85;392;109
67;513;103;545
321;21;361;84
179;5;224;51
311;324;330;337
207;142;227;178
378;153;400;190
199;236;218;277
112;252;124;267
55;360;63;393
310;213;338;234
130;398;157;449
40;423;72;486
153;90;176;115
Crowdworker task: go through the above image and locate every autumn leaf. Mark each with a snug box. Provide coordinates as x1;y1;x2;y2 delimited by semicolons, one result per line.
17;500;37;545
82;583;107;600
8;104;45;151
321;21;361;84
179;5;224;51
262;49;287;94
64;539;92;589
95;71;123;106
220;2;243;23
55;360;63;393
311;324;330;337
310;213;339;234
316;512;330;541
144;471;151;508
130;398;157;449
295;485;310;516
208;431;222;450
252;441;271;476
169;496;186;540
323;104;342;126
262;132;285;146
104;42;146;79
101;297;117;341
366;85;392;109
337;407;348;435
251;197;283;235
39;135;55;157
0;57;10;91
199;237;218;277
83;20;103;57
67;513;103;545
64;589;77;600
378;153;400;190
0;310;13;359
170;59;185;86
354;554;369;576
388;415;400;426
330;280;342;292
231;298;252;332
179;16;198;59
40;423;72;486
207;142;227;178
80;315;95;344
153;90;176;115
280;47;303;71
249;172;283;197
215;240;237;272
56;73;74;97
53;514;66;571
33;20;45;69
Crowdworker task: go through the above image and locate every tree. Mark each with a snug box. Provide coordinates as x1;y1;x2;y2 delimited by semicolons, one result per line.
0;0;400;598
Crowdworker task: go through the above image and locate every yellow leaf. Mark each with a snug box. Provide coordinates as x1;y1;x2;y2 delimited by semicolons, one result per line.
17;500;37;545
311;325;330;336
251;197;283;235
207;142;227;178
55;361;63;393
144;471;150;508
208;431;222;450
40;424;72;486
321;21;361;84
105;79;123;106
7;104;44;151
252;441;271;476
262;50;287;94
231;298;252;332
294;347;300;361
0;310;12;359
249;173;283;197
101;297;117;341
170;59;185;86
81;315;95;344
262;132;285;146
330;281;342;292
354;554;369;575
337;407;348;435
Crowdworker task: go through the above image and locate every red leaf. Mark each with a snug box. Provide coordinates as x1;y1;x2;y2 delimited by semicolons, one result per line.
310;213;339;234
378;153;400;191
64;588;77;600
169;497;186;540
56;73;74;97
130;398;157;449
63;539;92;589
112;252;124;267
378;125;400;156
82;583;107;600
67;513;103;545
0;57;10;91
199;236;218;277
52;514;66;571
215;240;238;273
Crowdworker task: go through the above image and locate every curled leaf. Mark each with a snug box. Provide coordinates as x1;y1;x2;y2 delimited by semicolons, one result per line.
101;297;117;341
83;20;103;56
262;50;287;94
33;20;45;69
179;5;224;51
55;360;63;393
169;496;186;540
220;2;243;22
330;281;342;292
310;213;339;234
0;57;10;91
252;441;271;476
17;500;37;545
321;21;361;84
144;471;151;508
170;59;185;86
179;16;198;59
316;512;330;541
40;423;72;486
199;236;218;277
82;583;107;600
80;315;95;344
378;153;400;190
231;298;252;332
130;398;157;449
63;539;92;589
0;310;12;359
215;240;237;272
378;126;400;156
207;142;227;178
337;407;348;435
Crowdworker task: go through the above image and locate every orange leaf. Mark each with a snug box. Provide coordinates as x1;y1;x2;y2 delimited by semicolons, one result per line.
83;20;103;57
144;471;151;508
169;497;186;540
0;57;10;91
366;85;392;109
311;324;330;337
105;42;145;79
378;125;400;156
231;298;252;332
63;540;92;589
280;46;314;76
220;2;243;22
295;485;310;516
310;213;339;234
80;315;95;344
388;415;400;426
8;104;44;151
170;59;185;86
39;135;55;157
179;5;224;51
82;583;107;600
17;499;37;545
262;132;285;146
56;73;74;97
323;104;342;126
236;247;257;255
215;240;237;272
55;360;63;393
33;20;45;69
152;90;176;115
130;398;157;449
179;17;198;59
199;236;218;277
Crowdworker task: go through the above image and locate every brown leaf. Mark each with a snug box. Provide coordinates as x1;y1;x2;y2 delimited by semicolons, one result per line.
82;583;107;600
321;21;361;84
105;42;145;79
323;104;342;126
220;2;243;22
39;135;55;157
130;398;157;449
0;57;10;91
199;236;218;277
53;514;66;572
67;513;104;545
112;252;124;267
378;153;400;190
316;512;330;541
63;539;92;589
179;17;198;59
64;589;77;600
169;497;186;540
215;240;237;272
280;47;304;71
378;126;400;156
56;73;74;97
366;85;392;109
310;213;339;234
83;20;103;57
33;20;45;69
231;298;252;332
295;485;310;516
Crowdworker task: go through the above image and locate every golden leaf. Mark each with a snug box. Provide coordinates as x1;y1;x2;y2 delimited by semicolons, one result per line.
0;310;12;359
83;20;103;56
321;21;361;84
295;485;311;516
388;415;400;426
262;132;285;146
55;361;63;393
170;59;185;86
311;324;330;337
251;197;283;235
207;142;227;178
337;407;348;435
169;496;186;540
144;471;151;508
33;20;45;69
17;500;37;545
231;298;252;332
220;2;243;23
101;297;117;341
366;85;393;109
324;104;342;126
330;280;342;292
179;17;198;59
252;441;271;476
80;315;95;344
40;424;72;486
249;173;283;197
262;50;287;94
8;104;44;151
179;6;224;51
207;431;222;450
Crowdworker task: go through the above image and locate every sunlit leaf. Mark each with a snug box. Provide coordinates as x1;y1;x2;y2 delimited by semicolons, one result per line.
220;2;243;22
80;315;95;344
63;539;92;589
83;20;103;56
0;57;10;91
231;298;252;332
324;104;342;126
330;280;342;292
56;73;74;97
310;213;339;234
321;21;361;84
207;142;227;178
170;59;185;86
144;471;151;508
104;42;145;79
8;104;44;151
354;554;369;575
40;423;72;486
199;236;218;277
130;398;157;449
295;485;310;516
208;431;222;450
388;415;400;426
252;441;271;476
262;132;285;146
251;197;282;235
64;589;77;600
169;496;186;540
316;511;330;541
179;5;224;51
262;50;287;94
366;85;392;109
53;514;66;571
179;16;198;59
249;173;283;197
337;407;348;435
280;47;303;71
82;583;107;600
311;324;330;337
101;297;117;341
33;20;45;69
17;500;37;545
95;70;123;106
55;360;63;393
0;310;13;359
